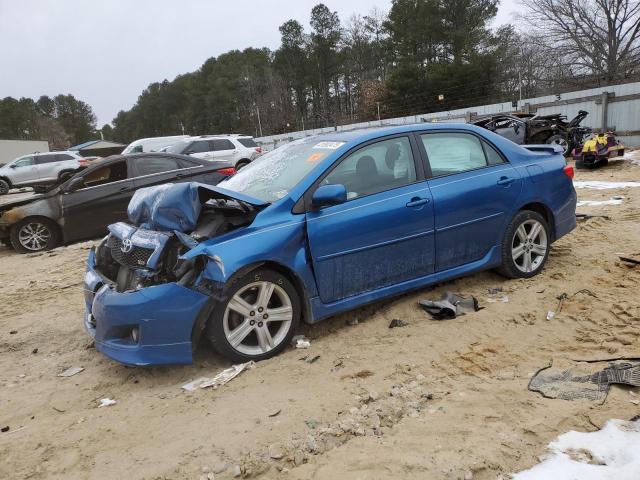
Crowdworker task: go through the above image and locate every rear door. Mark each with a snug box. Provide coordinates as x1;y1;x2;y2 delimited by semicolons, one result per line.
305;135;435;304
61;159;134;241
9;156;39;185
212;139;238;163
34;154;61;182
130;155;187;188
418;131;523;272
185;140;213;161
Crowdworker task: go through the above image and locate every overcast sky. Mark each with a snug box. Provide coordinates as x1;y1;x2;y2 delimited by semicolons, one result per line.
0;0;518;127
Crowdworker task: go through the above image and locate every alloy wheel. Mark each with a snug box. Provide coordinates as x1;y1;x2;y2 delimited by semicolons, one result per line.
223;280;293;356
18;222;52;251
511;219;548;273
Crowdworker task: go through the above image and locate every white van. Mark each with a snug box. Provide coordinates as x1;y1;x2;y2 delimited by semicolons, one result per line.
122;135;189;154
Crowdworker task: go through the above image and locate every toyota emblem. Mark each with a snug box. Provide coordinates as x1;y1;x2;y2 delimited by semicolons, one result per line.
121;238;133;253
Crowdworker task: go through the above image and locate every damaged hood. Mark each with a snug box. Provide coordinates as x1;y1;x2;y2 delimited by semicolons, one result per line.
128;182;268;232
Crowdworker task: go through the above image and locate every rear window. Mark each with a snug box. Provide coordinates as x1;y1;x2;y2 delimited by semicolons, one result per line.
212;139;235;151
135;156;180;176
238;138;258;148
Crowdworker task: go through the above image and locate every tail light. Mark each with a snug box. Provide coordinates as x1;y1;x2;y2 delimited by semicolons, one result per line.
255;147;262;154
215;167;236;176
563;165;574;180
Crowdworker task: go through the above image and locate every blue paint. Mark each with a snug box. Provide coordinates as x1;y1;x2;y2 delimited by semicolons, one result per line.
86;123;577;365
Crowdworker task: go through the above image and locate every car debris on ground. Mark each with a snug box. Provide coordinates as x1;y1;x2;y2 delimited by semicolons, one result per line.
181;361;255;391
388;318;408;328
292;335;311;349
57;366;84;377
619;255;640;266
528;359;640;402
419;292;480;320
98;398;117;408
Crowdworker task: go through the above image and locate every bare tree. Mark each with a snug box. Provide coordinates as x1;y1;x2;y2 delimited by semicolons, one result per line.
519;0;640;82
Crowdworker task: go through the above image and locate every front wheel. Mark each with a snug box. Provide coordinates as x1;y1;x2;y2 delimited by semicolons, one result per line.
10;217;61;253
498;210;550;279
235;160;250;170
0;179;9;195
206;268;301;362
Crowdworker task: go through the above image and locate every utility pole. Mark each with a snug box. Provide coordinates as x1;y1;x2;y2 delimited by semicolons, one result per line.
255;105;263;137
376;102;381;121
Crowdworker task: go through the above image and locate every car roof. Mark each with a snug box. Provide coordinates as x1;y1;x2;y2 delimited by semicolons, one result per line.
304;122;487;144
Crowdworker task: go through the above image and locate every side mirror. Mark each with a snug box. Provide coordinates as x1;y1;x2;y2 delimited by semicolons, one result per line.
312;184;347;208
66;176;85;192
9;164;17;169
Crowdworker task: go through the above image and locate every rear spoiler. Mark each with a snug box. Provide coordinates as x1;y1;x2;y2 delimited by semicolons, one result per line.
522;144;565;155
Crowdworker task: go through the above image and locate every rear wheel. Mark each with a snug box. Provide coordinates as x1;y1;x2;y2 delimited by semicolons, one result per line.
206;268;300;362
498;210;550;279
10;217;61;253
235;159;250;170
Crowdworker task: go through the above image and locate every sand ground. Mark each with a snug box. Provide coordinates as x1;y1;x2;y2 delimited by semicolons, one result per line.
1;152;639;479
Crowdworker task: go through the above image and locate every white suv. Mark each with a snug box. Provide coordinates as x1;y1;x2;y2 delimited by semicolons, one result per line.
0;151;83;195
166;135;262;169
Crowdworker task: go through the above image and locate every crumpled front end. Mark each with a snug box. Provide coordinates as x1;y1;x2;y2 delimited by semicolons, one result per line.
84;245;211;366
84;182;264;366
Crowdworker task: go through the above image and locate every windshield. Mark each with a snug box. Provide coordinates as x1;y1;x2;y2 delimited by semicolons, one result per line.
219;138;344;203
167;139;190;154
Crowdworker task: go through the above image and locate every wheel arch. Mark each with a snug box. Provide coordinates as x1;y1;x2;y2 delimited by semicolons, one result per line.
0;176;12;188
518;202;556;240
226;260;313;324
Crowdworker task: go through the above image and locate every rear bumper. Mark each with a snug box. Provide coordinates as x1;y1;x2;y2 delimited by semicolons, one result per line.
84;250;210;366
554;188;577;241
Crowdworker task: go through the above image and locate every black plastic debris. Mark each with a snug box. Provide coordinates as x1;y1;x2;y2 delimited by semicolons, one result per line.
419;292;480;320
1;426;9;433
388;319;408;328
620;256;640;266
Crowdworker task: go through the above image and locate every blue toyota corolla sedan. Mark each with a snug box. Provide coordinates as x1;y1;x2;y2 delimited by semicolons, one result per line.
84;123;576;366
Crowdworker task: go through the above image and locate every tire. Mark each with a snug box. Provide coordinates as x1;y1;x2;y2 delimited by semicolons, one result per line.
497;210;550;279
235;160;250;170
0;179;9;195
58;170;75;183
206;268;301;362
10;217;61;253
546;134;569;156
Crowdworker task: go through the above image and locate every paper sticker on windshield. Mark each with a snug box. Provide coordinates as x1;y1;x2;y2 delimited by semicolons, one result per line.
307;152;325;163
313;141;344;150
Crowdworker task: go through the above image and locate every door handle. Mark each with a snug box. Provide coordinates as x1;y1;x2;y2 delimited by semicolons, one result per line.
119;186;129;192
497;176;515;186
406;197;430;208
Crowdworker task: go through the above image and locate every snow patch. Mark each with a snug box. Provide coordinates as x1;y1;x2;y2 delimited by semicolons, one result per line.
574;181;640;190
577;198;623;207
513;419;640;480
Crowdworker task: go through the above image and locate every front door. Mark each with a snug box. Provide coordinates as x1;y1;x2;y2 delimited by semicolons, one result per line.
418;131;523;271
10;156;39;185
62;159;134;242
306;136;435;304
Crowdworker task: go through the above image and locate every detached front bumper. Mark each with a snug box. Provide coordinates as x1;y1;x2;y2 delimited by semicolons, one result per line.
84;250;210;366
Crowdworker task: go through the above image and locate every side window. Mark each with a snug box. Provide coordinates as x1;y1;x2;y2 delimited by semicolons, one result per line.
13;156;35;167
188;141;210;154
421;133;488;177
36;154;59;165
212;139;235;151
56;154;75;161
81;161;128;188
483;141;505;165
135;156;180;176
324;137;416;200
